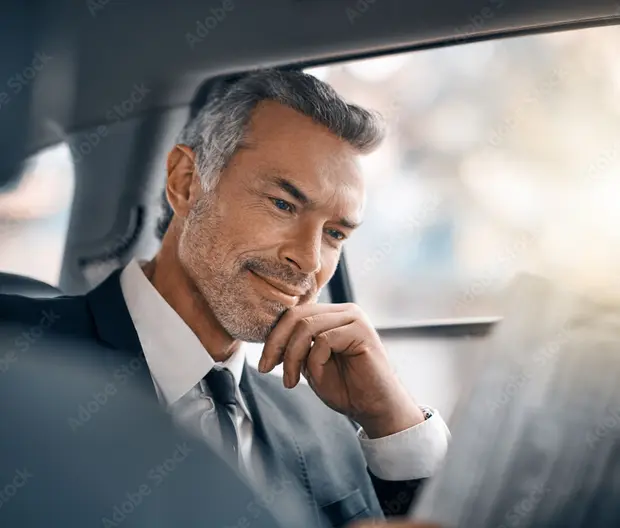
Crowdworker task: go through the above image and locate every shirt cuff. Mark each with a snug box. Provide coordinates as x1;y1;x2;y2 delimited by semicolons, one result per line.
357;407;451;481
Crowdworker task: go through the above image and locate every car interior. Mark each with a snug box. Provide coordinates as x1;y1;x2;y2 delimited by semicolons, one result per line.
2;0;620;524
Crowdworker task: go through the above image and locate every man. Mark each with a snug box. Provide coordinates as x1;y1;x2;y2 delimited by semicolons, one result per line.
0;69;450;527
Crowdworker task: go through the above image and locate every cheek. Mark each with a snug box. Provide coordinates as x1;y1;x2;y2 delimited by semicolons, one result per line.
317;252;340;288
228;214;292;252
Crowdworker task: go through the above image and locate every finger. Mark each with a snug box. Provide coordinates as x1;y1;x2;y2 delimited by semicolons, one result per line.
301;321;363;387
283;311;356;388
304;333;333;386
313;321;366;358
259;303;353;373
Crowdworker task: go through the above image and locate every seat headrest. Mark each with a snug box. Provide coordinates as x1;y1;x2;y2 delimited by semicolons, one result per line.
0;272;62;298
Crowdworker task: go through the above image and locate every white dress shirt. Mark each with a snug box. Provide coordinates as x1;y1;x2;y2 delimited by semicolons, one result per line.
119;259;450;483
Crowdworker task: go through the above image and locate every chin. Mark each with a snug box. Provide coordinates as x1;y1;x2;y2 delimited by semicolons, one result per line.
223;303;285;343
227;320;272;343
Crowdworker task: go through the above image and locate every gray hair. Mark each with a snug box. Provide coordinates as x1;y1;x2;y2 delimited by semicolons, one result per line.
156;68;384;239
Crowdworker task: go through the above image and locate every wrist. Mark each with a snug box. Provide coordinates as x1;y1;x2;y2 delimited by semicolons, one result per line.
359;402;425;439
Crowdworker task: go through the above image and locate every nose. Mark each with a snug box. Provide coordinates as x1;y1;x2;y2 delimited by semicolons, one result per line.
278;224;322;276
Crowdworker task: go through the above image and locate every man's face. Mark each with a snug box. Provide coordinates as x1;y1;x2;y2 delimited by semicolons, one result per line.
177;101;366;342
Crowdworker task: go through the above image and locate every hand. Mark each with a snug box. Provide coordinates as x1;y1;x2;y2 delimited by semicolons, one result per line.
258;303;425;438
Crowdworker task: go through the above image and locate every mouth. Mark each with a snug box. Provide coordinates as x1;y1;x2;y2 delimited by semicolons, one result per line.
248;270;306;305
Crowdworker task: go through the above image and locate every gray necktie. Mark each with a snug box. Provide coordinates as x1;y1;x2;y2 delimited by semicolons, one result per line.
204;367;239;466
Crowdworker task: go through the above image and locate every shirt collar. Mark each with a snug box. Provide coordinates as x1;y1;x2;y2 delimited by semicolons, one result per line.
119;258;246;406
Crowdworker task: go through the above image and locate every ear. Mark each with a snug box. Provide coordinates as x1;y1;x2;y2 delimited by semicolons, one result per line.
165;144;202;219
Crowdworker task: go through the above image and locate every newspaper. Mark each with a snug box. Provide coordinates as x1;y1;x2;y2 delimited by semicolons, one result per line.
410;273;620;527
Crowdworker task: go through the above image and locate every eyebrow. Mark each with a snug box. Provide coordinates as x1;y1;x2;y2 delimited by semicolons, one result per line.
338;217;362;230
273;176;311;205
269;175;362;230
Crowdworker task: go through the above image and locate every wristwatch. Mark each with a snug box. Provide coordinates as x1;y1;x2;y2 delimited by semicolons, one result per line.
420;406;434;421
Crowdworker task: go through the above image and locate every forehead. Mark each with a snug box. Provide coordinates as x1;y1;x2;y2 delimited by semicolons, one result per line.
239;101;366;215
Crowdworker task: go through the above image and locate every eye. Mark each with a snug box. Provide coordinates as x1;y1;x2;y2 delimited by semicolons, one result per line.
325;228;346;241
270;198;295;213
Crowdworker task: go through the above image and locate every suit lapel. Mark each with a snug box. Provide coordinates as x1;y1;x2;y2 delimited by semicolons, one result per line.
85;268;155;395
240;364;315;494
242;365;331;526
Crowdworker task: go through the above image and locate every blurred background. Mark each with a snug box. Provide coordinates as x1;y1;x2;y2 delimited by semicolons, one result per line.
0;143;74;285
3;23;620;419
308;25;620;326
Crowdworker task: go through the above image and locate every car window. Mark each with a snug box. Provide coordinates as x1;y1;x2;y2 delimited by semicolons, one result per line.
0;143;75;286
306;25;620;328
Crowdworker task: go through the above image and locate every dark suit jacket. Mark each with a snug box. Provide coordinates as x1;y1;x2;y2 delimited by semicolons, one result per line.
0;333;301;528
0;268;424;527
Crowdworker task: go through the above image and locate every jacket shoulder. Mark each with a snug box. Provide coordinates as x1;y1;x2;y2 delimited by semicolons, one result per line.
0;293;95;339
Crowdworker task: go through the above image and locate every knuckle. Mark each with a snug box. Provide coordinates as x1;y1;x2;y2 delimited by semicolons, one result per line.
298;317;313;332
288;305;303;316
347;302;363;315
314;332;329;345
279;307;297;324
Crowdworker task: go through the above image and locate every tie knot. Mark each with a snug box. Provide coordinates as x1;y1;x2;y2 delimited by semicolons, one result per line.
204;367;237;407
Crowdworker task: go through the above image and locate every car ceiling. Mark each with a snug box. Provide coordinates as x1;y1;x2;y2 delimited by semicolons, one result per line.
1;0;619;292
3;0;620;167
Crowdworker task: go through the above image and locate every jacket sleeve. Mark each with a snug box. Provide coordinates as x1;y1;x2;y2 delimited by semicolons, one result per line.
368;469;426;517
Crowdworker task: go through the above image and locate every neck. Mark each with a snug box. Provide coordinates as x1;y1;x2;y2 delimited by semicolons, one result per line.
142;243;241;362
